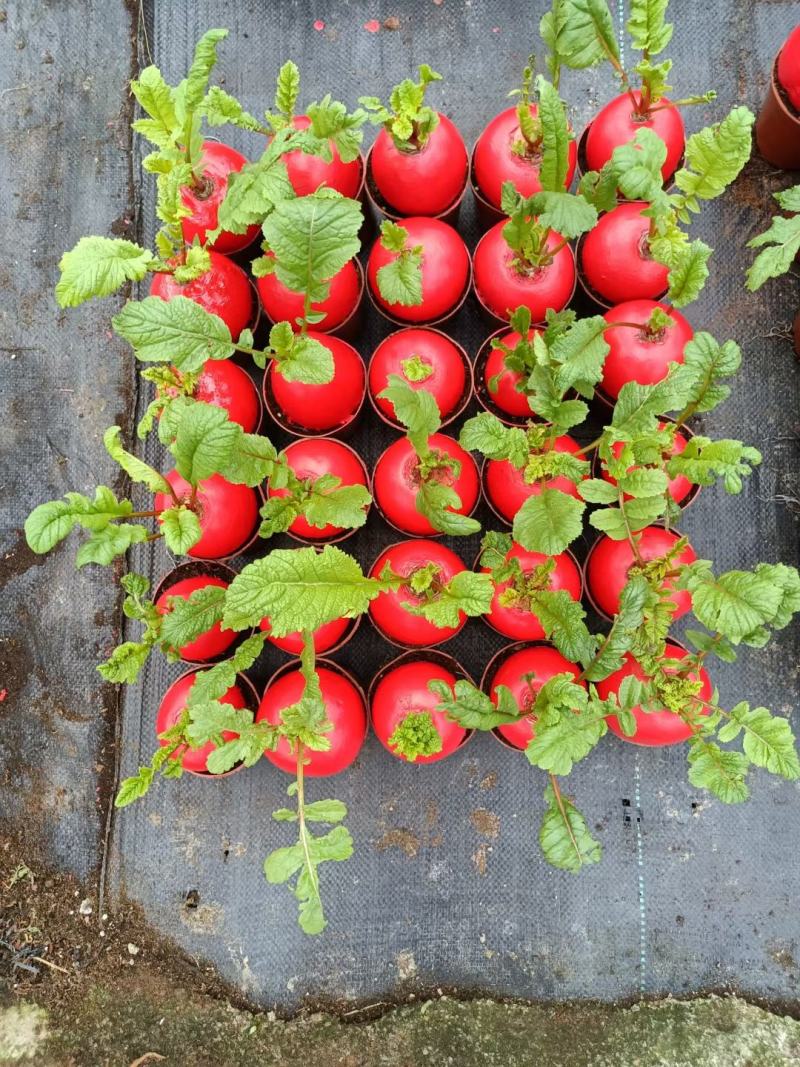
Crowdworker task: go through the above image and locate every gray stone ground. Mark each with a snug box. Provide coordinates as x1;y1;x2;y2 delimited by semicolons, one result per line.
2;992;800;1066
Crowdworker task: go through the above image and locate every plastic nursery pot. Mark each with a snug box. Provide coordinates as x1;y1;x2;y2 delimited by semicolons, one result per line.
473;325;541;425
367;327;474;431
181;141;262;255
372;435;481;538
261;333;367;439
254;257;366;344
267;436;372;546
364;139;469;227
156;667;260;780
258;657;368;777
366;217;473;329
595;638;713;747
591;416;701;513
473;543;583;642
575;203;669;312
193;357;264;435
469;140;506;231
259;612;361;658
479;437;586;528
756;56;800;171
155;475;264;565
471;225;577;329
480;640;584;752
582;525;697;622
367;539;472;649
152;560;245;665
367;649;476;764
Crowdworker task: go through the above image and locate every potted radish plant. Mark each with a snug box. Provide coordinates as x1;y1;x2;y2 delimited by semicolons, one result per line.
551;0;715;181
475;307;542;422
98;567;238;684
24;406;271;566
369;652;473;764
746;183;800;357
755;26;800;170
578;112;753;308
367;218;471;326
136;360;261;439
599;301;692;402
368;539;493;648
368;327;472;429
477;531;583;642
372;376;480;536
360;65;469;220
114;633;265;806
471;60;578;224
261;437;372;544
203;60;367;234
472;82;596;324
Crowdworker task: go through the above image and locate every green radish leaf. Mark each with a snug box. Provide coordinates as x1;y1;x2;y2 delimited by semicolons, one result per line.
667;436;761;494
56;237;156;308
104;426;171;494
112;295;235;370
159;584;228;649
727;705;800;779
359;64;442;150
687;742;750;803
131;66;179;146
404;570;493;630
24;487;134;555
75;523;149;568
203;86;263;131
216;143;293;235
513;489;585;555
746;191;800;291
530;589;598;666
274;60;300;120
375;222;424;306
459;413;529;467
664;239;712;307
674;106;755;214
98;641;152;684
388;711;444;762
430;677;521;730
160;507;202;555
627;0;673;55
679;560;800;645
115;768;156;808
302;482;372;532
378;375;440;455
182;28;228;111
557;0;619;69
416;480;482;537
536;75;570;192
539;782;601;872
169;402;240;483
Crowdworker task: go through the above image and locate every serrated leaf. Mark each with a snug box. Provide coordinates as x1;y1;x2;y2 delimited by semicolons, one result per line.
169;402;240;483
539;783;602;872
627;0;673;55
687;742;750;803
746;205;800;292
104;426;171;494
160;507;202;555
531;589;597;665
272;333;335;384
416;480;481;536
376;247;424;306
216;146;293;235
430;678;521;730
513;489;585;555
115;768;155;808
25;487;134;554
525;705;604;777
406;570;493;630
680;560;800;644
113;295;235;371
675;106;754;210
303;482;371;532
731;706;800;780
183;28;228;112
665;240;712;307
75;523;149;568
536;76;570;192
130;65;178;146
97;641;152;684
56;237;155;308
558;0;619;69
159;584;227;649
388;711;444;761
380;376;440;454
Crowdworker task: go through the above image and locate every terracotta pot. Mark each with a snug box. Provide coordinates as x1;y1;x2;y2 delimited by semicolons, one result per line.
152;560;247;666
756;57;800;171
364;142;469;227
367;328;474;431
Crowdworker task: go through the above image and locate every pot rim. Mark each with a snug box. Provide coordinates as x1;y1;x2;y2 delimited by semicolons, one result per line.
363;141;470;224
366;326;475;431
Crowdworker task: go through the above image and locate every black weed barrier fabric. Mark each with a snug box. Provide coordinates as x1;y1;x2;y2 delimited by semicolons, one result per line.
108;0;800;1008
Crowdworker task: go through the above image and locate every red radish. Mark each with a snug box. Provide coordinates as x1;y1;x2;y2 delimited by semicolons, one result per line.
268;437;370;542
484;435;584;524
487;644;584;750
155;575;235;662
155;471;259;560
266;332;365;434
282;114;363;197
481;545;582;641
473;105;578;209
579;202;669;306
259;614;352;655
255;257;362;334
180;141;260;254
369;113;468;217
584;94;685;182
600;422;693;506
257;663;367;776
369;539;468;647
777;27;800;112
370;657;468;763
194;360;261;432
373;433;480;537
367;217;470;324
150;250;253;338
369;328;469;426
156;671;245;774
601;300;693;400
480;327;539;419
585;526;697;619
596;643;713;746
472;223;575;323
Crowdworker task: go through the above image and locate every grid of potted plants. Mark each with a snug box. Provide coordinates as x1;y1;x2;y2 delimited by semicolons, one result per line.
25;6;800;937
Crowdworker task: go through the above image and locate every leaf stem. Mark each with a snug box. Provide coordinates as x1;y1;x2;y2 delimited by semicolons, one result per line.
548;773;584;863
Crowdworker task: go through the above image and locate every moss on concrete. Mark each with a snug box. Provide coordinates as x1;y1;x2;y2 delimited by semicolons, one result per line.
3;985;799;1067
